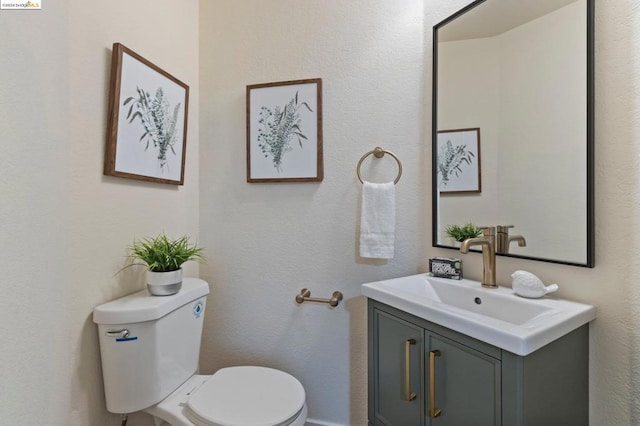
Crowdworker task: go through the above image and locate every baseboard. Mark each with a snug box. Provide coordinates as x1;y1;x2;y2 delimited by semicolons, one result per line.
306;418;347;426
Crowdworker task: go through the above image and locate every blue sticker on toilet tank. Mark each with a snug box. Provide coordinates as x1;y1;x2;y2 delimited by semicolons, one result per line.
116;336;138;342
193;302;203;318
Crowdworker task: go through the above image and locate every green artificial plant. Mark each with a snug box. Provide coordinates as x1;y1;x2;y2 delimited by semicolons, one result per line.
123;233;204;272
444;223;483;243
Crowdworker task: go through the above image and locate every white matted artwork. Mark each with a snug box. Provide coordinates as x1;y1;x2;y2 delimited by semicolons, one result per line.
437;128;481;193
246;79;323;182
104;43;189;185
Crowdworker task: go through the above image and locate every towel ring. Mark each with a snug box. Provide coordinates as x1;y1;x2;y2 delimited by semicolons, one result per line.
356;147;402;184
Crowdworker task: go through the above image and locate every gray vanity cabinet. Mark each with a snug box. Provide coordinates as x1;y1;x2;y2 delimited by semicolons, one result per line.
428;333;501;425
373;309;424;425
370;303;499;425
368;300;588;426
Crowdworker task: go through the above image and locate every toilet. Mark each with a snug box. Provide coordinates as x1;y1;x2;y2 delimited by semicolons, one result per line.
93;278;307;426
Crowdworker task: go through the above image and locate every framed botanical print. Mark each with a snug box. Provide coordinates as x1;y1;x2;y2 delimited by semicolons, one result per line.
246;78;323;182
104;43;189;185
437;128;481;193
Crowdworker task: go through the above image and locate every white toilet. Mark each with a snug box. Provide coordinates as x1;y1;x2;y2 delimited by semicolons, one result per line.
93;278;307;426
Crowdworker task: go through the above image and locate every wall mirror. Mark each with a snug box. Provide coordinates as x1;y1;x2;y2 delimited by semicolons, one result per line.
432;0;594;267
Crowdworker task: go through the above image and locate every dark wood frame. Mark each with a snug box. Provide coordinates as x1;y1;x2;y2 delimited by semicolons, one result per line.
104;43;189;185
437;127;482;194
246;78;323;183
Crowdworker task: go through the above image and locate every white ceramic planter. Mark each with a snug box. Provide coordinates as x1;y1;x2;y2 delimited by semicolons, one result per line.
146;268;183;296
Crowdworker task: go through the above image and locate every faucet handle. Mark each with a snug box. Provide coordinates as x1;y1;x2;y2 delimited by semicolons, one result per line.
497;225;514;233
478;226;495;236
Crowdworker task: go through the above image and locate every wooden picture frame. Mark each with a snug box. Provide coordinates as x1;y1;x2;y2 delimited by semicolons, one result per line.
246;78;323;182
437;128;481;193
104;43;189;185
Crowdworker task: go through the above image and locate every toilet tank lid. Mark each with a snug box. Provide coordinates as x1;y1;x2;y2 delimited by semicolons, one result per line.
93;278;210;325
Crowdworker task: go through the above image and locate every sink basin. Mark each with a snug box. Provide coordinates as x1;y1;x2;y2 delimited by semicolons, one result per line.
361;274;596;355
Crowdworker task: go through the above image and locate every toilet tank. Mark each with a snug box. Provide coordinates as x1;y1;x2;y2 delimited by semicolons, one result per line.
93;278;209;414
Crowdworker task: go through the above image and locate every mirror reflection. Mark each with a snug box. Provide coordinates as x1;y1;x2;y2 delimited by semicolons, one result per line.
433;0;593;266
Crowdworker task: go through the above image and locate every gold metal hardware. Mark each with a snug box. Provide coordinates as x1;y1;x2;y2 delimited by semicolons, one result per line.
356;146;403;184
460;226;498;288
404;339;417;401
429;349;442;418
496;225;527;254
295;288;343;307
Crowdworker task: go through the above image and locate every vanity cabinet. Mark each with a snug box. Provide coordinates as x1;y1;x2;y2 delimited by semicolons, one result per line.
368;300;588;426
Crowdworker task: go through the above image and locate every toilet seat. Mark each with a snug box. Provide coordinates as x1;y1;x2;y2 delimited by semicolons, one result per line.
185;366;306;426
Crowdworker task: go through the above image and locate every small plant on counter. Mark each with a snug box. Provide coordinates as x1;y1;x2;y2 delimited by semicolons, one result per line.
445;223;483;242
124;233;204;272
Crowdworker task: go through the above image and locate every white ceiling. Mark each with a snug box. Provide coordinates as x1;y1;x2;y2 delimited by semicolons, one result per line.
438;0;580;42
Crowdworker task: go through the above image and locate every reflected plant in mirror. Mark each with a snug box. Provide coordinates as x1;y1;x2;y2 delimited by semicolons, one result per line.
432;0;594;267
445;222;483;243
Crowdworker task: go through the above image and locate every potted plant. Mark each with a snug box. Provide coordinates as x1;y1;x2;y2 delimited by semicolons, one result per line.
445;223;483;244
123;233;204;296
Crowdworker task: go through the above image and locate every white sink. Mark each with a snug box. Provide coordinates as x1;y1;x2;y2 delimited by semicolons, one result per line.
361;273;596;356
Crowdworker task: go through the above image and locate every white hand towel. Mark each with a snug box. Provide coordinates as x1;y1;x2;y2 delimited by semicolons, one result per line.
359;181;396;259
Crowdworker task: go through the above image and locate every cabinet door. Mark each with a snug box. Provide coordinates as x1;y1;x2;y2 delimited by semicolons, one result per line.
371;309;424;425
427;334;501;426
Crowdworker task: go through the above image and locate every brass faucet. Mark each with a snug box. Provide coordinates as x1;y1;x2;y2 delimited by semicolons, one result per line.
460;226;497;288
496;225;527;254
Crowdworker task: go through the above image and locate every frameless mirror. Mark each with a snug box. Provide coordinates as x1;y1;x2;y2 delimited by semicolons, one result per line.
432;0;594;266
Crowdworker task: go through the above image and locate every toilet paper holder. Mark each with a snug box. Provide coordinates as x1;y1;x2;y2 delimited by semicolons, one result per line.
295;288;343;307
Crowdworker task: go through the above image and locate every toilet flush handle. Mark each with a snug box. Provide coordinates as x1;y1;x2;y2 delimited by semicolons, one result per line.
105;329;130;339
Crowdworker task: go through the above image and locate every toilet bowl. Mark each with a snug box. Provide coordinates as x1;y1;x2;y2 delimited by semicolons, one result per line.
93;279;307;426
146;368;307;426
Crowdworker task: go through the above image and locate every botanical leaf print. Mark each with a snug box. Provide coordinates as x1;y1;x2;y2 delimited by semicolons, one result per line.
123;86;181;171
257;91;313;172
438;140;475;186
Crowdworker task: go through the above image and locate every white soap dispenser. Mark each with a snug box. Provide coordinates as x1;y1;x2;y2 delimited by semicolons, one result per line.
511;270;559;298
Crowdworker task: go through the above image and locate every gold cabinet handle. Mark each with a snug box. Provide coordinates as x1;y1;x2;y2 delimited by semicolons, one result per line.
404;339;417;401
429;349;442;418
